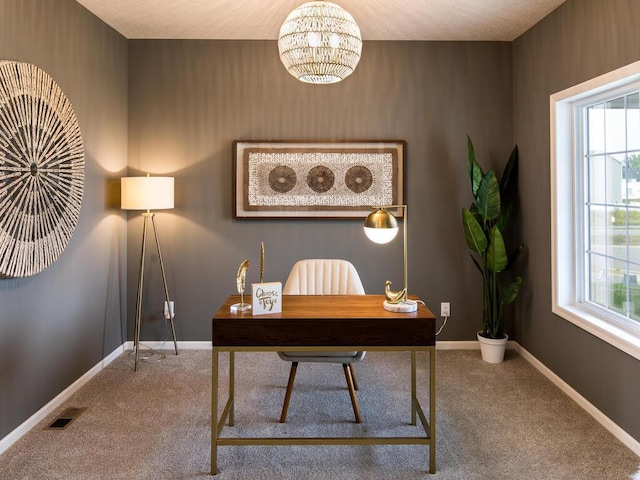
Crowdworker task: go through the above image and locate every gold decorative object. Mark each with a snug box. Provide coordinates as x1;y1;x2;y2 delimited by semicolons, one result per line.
384;280;407;304
260;242;265;283
0;61;84;278
364;205;418;313
230;260;251;312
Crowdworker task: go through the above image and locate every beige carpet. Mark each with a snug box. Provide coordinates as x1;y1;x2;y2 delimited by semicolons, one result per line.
0;349;638;479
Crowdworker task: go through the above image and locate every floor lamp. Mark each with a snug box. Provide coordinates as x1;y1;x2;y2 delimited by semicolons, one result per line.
121;174;178;371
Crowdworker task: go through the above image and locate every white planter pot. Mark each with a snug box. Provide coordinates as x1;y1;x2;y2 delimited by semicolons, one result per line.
477;332;508;364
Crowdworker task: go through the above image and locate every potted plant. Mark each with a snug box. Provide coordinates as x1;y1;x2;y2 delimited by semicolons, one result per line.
461;136;524;363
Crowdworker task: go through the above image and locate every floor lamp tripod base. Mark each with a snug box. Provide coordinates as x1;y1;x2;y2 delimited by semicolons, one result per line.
133;212;179;372
383;299;418;313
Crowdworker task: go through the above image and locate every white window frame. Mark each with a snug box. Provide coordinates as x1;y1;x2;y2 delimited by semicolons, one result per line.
551;60;640;361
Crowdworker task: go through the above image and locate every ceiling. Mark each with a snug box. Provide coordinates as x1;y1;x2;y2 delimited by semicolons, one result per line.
76;0;566;42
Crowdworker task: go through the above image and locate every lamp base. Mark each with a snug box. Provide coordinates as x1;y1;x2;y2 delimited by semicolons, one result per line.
230;303;252;313
383;299;418;313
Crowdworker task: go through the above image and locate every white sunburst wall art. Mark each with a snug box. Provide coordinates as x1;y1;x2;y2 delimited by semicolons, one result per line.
0;61;85;278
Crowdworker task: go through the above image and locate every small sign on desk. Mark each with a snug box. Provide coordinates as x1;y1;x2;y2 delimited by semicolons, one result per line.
251;282;282;315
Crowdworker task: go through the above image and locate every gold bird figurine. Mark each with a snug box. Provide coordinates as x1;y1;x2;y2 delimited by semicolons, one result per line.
384;280;407;304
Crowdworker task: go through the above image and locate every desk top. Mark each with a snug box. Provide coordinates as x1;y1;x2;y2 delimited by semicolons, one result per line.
212;294;436;348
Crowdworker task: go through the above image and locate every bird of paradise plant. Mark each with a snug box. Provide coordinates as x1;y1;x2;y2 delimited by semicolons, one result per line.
462;136;524;339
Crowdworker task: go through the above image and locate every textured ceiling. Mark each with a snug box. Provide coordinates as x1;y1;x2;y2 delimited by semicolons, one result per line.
76;0;566;41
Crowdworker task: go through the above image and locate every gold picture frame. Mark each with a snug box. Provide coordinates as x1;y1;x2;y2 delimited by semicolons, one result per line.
234;140;405;219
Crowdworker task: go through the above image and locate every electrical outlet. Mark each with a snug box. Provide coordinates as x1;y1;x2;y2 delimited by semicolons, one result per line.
164;301;175;319
440;302;450;317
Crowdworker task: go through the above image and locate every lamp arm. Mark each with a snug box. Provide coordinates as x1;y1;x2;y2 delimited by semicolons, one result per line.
403;204;408;300
370;204;408;301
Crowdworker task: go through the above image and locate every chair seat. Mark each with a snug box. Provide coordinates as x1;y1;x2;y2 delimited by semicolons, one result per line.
278;351;365;363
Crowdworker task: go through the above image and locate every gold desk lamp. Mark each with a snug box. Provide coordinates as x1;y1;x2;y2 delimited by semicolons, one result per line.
364;205;418;313
121;174;178;371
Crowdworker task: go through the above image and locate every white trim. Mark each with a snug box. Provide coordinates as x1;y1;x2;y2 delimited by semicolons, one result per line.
435;340;519;350
436;341;479;350
2;340;639;461
550;60;640;361
513;343;640;457
0;343;126;455
125;340;212;350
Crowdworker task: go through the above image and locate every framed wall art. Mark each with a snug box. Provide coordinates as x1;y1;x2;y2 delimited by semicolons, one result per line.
234;141;405;219
0;61;84;278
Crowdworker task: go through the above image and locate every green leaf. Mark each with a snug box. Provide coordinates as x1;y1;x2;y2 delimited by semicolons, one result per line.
469;253;483;274
476;171;501;221
486;225;507;273
467;136;484;197
506;243;524;271
462;207;487;254
496;201;514;232
500;277;522;305
500;145;519;198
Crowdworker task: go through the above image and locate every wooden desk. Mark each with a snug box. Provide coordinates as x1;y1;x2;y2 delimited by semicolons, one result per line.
211;294;436;475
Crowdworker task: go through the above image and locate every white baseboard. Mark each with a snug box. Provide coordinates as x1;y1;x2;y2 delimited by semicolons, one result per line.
436;340;519;350
512;343;640;457
0;343;125;455
123;340;212;350
3;340;640;460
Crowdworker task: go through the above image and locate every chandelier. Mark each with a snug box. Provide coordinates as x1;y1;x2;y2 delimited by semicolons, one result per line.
278;1;362;84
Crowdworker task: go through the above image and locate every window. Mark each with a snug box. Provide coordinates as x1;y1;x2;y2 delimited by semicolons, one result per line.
551;61;640;360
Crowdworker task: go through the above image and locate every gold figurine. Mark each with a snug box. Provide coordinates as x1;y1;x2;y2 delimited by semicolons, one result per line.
230;260;251;313
384;280;407;304
260;242;265;284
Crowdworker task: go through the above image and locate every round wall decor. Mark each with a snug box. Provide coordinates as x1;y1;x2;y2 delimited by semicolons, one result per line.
0;61;84;278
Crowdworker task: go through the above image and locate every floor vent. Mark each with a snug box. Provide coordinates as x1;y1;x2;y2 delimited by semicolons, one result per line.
45;407;87;430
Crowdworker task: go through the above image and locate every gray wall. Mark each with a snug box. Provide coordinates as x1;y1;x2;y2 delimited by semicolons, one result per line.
6;0;640;455
127;39;513;342
0;0;128;439
513;0;640;441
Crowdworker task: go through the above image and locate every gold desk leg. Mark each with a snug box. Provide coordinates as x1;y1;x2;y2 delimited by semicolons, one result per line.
211;347;218;475
429;346;436;474
411;350;417;426
229;351;235;426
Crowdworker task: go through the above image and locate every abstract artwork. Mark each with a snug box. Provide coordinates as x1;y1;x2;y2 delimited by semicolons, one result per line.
234;141;404;218
0;61;84;278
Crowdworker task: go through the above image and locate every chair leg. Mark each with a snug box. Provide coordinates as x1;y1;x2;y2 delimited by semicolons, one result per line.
280;362;298;423
343;364;362;423
350;363;359;390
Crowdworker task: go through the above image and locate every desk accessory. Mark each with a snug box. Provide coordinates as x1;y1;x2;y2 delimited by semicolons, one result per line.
230;260;251;312
364;204;417;312
252;281;282;315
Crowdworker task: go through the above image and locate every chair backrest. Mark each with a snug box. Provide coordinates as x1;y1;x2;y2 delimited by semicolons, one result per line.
283;259;365;295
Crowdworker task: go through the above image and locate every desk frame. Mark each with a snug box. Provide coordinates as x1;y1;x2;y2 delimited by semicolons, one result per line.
211;295;436;475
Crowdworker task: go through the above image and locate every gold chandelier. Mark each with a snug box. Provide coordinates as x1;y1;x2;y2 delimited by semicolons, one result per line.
278;1;362;84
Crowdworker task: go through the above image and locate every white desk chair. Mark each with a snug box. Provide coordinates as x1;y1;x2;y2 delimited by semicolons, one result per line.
278;259;366;423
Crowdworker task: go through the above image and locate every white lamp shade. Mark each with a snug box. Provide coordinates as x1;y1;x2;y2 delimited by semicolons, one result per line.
364;226;398;244
121;176;174;210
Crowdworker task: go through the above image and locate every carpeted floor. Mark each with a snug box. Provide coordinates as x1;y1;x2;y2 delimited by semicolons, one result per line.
0;349;638;479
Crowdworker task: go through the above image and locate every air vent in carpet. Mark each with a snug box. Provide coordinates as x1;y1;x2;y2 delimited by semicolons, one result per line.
44;407;87;430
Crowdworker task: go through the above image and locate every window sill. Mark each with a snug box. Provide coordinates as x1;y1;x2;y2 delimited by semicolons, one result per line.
553;304;640;361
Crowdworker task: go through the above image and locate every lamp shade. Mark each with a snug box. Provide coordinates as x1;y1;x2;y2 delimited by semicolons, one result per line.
364;209;399;244
121;176;174;211
278;1;362;84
